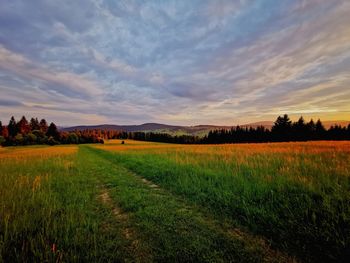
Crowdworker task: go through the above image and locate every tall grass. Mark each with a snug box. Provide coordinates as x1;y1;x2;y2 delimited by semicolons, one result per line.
1;141;349;262
95;140;350;262
0;145;129;262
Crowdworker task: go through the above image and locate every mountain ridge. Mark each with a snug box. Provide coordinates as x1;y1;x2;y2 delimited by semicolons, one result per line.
61;120;350;137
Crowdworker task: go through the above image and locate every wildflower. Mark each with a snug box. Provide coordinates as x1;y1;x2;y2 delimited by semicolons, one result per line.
52;243;57;253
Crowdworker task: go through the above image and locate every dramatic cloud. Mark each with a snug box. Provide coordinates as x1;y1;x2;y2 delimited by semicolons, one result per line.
0;0;349;125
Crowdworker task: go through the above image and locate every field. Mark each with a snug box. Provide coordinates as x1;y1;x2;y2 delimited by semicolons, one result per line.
0;141;349;262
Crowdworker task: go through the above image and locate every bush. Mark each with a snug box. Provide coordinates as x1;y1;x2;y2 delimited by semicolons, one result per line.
47;136;59;146
0;136;5;145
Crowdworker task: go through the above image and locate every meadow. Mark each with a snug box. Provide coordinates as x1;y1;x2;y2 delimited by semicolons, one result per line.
0;140;349;262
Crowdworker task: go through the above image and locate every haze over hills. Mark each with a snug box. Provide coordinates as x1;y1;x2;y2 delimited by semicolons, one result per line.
61;120;350;137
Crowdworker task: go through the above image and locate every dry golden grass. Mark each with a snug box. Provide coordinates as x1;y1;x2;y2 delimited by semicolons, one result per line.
0;145;78;160
98;140;350;154
94;139;183;152
95;140;350;166
94;140;350;182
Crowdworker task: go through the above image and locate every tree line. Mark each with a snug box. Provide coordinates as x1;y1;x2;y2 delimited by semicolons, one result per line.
126;115;350;144
1;114;349;146
204;115;350;144
0;116;107;146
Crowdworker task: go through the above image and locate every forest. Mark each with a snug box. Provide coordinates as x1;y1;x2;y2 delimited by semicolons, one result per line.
0;114;349;146
128;114;350;144
0;116;105;146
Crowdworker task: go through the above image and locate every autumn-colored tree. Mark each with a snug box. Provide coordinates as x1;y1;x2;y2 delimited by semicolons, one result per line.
1;126;9;138
17;116;30;135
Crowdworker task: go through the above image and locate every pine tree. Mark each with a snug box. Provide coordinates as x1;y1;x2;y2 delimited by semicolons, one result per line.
40;119;48;133
315;119;326;140
8;116;18;137
17;116;30;135
46;122;59;139
293;116;308;141
30;117;40;131
272;114;292;141
307;119;316;140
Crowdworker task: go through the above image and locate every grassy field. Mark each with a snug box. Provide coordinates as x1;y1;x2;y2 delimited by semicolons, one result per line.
0;141;349;262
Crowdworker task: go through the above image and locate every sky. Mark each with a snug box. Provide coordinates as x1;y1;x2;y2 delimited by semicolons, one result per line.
0;0;350;126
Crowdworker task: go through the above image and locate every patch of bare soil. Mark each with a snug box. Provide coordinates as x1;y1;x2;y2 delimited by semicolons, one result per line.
140;178;159;189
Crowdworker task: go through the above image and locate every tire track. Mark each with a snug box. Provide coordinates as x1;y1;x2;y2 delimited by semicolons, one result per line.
98;186;153;263
89;146;299;262
116;168;298;263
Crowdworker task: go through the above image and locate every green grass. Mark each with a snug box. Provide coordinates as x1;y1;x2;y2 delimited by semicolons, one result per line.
0;146;133;262
0;144;292;262
91;142;350;262
80;146;284;262
1;142;349;262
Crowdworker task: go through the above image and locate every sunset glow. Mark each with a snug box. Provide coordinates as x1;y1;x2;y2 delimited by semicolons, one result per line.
1;0;350;125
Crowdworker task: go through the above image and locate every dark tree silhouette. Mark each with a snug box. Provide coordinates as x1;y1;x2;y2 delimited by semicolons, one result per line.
40;119;48;133
30;118;40;131
0;114;349;146
292;116;308;141
200;115;349;144
8;116;17;137
272;114;292;141
46;122;60;140
315;119;325;133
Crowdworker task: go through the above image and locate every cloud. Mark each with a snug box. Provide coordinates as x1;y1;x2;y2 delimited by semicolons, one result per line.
0;45;103;98
0;0;350;125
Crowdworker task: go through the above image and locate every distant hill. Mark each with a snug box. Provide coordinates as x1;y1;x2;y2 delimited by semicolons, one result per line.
61;123;229;137
61;120;350;137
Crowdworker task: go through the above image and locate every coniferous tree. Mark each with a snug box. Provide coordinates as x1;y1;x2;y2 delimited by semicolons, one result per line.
293;116;307;141
272;114;292;141
8;116;17;137
17;116;30;135
46;122;59;140
30;117;40;131
304;119;316;140
0;121;3;145
315;119;326;140
40;119;48;133
1;114;349;146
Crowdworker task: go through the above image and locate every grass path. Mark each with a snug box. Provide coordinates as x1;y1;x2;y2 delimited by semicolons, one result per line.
82;146;296;262
0;144;297;262
92;141;350;262
98;186;152;262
